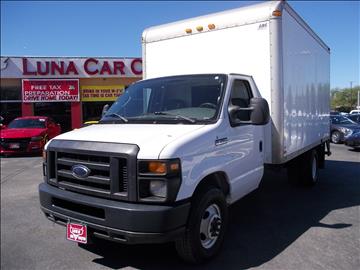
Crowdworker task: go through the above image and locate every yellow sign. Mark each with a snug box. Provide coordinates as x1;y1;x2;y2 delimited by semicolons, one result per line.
81;85;124;102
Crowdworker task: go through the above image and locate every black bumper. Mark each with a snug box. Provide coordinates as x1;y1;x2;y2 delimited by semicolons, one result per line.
39;183;190;244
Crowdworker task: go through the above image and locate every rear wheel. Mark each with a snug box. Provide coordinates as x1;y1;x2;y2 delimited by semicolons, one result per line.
300;150;319;186
175;187;228;263
287;149;319;186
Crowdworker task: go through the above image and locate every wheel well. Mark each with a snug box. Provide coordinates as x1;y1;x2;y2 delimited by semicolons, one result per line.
192;172;230;199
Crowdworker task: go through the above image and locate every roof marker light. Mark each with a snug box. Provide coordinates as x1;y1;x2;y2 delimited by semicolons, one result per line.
208;24;216;30
272;10;282;17
196;26;204;32
185;28;192;34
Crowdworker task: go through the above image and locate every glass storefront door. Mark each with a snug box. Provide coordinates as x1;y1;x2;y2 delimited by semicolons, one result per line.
34;102;71;132
82;101;111;123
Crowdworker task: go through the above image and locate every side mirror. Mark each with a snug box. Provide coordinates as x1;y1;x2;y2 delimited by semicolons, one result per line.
228;97;269;126
249;97;270;125
102;104;110;117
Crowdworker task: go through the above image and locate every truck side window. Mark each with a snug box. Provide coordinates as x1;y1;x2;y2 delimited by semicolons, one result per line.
229;80;253;121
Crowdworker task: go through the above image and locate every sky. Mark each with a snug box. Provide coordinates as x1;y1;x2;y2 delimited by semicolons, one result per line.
1;1;359;89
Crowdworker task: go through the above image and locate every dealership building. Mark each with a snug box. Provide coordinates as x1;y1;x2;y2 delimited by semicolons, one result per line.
0;56;142;131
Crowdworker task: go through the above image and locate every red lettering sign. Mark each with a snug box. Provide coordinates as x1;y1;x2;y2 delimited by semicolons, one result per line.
100;61;112;75
21;57;142;77
22;79;79;102
131;58;142;75
84;58;98;75
22;58;36;75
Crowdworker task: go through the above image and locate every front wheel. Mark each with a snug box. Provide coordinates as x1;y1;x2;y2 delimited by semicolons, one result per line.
175;187;228;263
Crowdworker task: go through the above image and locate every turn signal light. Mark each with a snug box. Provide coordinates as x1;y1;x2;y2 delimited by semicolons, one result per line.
148;162;167;174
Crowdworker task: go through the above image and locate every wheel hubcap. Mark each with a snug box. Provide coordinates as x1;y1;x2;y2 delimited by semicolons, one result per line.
200;204;222;249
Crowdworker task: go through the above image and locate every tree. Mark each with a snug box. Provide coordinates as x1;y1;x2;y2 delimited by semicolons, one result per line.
331;86;360;112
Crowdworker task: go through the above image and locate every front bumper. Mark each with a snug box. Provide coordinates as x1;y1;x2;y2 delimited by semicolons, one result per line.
0;141;43;155
39;183;190;244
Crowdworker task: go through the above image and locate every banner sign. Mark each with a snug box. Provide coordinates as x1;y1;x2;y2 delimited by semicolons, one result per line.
81;85;124;102
22;79;79;102
1;57;142;78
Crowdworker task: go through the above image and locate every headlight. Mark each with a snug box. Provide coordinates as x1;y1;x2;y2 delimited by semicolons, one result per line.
149;180;167;198
31;136;43;142
339;127;353;137
138;159;181;202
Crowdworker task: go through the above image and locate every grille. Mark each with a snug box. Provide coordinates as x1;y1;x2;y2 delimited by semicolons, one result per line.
0;138;30;150
49;151;128;200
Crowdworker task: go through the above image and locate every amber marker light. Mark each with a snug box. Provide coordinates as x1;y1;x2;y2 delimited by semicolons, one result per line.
42;150;47;162
148;161;167;174
208;24;216;30
272;10;282;17
185;28;192;34
196;26;204;32
170;162;180;172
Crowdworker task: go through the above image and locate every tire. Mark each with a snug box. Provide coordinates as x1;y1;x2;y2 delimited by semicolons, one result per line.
175;187;228;264
331;131;341;144
300;150;319;186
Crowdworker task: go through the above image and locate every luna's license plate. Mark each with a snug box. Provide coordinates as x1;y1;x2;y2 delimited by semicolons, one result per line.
9;143;20;149
66;222;87;244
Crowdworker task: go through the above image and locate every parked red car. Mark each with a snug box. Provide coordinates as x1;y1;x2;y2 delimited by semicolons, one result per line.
0;116;61;155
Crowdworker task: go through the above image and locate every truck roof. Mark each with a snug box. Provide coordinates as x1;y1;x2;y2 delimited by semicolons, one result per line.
142;1;329;51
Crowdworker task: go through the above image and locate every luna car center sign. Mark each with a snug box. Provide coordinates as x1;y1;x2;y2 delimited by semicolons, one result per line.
21;57;142;77
22;79;79;102
0;57;142;78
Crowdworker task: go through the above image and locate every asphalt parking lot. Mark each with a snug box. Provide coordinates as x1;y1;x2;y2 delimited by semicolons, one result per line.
1;144;359;270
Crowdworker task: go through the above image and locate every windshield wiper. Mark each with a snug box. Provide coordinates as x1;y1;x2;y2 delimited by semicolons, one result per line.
154;112;196;123
104;113;128;123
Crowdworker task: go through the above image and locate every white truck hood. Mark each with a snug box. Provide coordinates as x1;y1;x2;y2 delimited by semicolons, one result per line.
52;124;206;159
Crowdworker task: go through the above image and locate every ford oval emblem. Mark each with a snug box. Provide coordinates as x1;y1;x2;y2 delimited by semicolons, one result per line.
71;164;91;179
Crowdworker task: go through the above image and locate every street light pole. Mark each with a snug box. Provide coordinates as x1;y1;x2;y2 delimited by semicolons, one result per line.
350;81;353;109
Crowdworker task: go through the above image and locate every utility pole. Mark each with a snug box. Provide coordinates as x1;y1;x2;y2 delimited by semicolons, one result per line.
350;81;353;109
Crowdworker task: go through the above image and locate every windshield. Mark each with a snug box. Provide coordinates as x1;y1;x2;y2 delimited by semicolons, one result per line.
330;116;356;125
8;119;46;129
100;74;227;124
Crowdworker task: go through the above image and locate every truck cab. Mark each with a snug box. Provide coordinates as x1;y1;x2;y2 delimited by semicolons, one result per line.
40;73;269;262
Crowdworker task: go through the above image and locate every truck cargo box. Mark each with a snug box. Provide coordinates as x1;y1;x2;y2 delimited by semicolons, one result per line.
142;1;330;164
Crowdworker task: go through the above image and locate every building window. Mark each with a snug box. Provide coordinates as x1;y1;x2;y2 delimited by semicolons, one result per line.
0;102;22;124
82;101;111;123
1;86;21;101
0;86;22;124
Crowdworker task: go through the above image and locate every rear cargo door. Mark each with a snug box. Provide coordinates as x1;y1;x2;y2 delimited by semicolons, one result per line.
225;76;265;202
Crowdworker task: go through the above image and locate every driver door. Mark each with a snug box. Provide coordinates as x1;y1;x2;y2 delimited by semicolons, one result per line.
224;75;265;202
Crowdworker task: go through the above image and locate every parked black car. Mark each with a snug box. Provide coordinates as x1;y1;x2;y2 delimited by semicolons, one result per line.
344;131;360;149
330;115;360;144
347;113;360;124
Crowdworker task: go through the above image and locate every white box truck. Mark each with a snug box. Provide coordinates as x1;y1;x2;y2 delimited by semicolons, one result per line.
39;1;330;263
